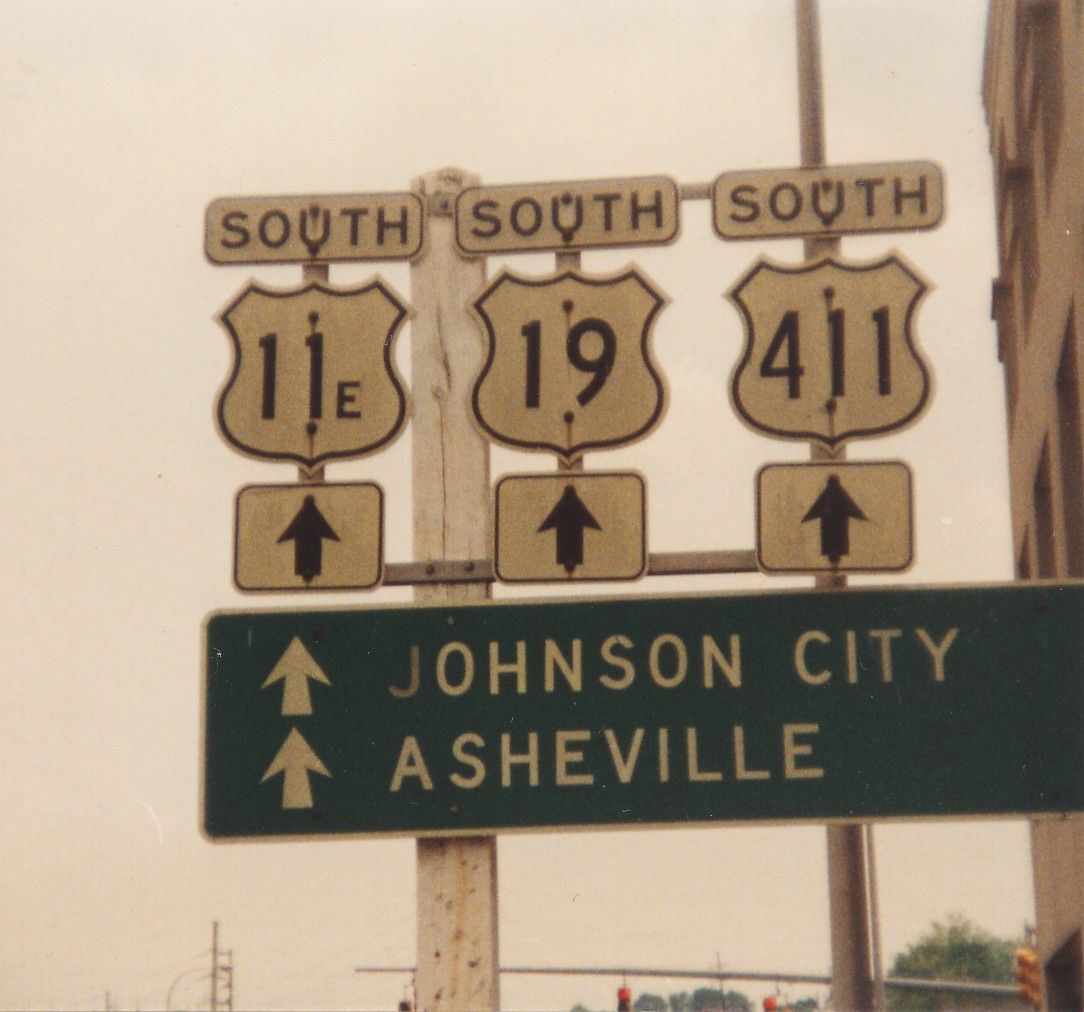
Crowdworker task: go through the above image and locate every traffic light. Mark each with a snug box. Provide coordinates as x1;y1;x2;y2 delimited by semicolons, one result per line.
617;984;632;1012
1014;945;1041;1007
763;998;777;1011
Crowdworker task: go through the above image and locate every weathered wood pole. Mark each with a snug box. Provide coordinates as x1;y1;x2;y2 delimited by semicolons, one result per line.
409;167;500;1012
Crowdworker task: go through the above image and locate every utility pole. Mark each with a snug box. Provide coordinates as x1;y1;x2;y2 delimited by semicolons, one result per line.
795;3;878;1009
208;921;234;1012
410;167;499;1012
210;920;220;1012
220;948;234;1012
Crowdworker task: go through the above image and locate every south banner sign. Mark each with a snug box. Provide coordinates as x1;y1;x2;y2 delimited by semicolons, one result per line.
205;192;424;264
712;161;944;241
471;267;668;461
216;279;409;469
203;582;1084;839
455;175;680;255
729;253;931;447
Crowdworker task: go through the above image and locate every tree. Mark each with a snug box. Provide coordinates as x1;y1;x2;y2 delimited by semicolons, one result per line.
634;995;667;1012
693;987;752;1011
886;913;1020;1010
661;988;750;1011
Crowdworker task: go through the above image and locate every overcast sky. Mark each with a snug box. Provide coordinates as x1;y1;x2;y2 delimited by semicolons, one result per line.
0;3;1028;1010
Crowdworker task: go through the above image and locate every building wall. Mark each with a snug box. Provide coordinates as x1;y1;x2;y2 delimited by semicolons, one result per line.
984;1;1084;1007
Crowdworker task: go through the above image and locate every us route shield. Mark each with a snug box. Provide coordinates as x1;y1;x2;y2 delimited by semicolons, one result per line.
216;279;409;469
728;253;931;447
471;266;668;462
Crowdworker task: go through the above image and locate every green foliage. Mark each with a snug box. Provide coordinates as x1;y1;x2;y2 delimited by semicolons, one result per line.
634;994;667;1011
886;913;1020;1011
662;988;751;1011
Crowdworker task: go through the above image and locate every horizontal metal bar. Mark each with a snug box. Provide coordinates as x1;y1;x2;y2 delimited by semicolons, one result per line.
383;559;494;586
648;549;758;575
885;976;1023;997
508;966;828;986
679;181;713;201
355;965;829;985
382;550;758;586
355;966;1023;997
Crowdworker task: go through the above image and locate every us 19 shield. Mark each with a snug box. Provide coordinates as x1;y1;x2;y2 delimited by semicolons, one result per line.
728;253;931;447
471;266;668;461
216;279;409;468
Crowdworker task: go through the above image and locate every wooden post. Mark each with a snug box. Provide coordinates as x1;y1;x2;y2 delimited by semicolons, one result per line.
795;3;877;1009
410;167;499;1012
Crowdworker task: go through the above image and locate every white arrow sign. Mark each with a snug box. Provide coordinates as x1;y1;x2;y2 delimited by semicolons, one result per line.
260;728;331;810
260;637;331;716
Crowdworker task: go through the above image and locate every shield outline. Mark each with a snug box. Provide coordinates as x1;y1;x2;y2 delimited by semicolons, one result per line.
470;264;669;462
727;251;932;447
215;277;410;468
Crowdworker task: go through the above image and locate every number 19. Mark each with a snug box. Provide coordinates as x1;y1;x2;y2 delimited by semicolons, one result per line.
520;317;617;408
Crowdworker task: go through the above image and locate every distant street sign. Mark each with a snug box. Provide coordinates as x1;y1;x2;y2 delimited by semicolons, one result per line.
203;581;1084;839
216;279;409;469
712;161;944;241
729;253;931;447
471;267;668;461
494;471;646;583
455;176;680;255
235;482;384;591
205;192;424;265
756;462;913;574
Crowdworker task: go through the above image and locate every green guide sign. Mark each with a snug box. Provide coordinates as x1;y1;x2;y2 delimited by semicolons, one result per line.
203;582;1083;840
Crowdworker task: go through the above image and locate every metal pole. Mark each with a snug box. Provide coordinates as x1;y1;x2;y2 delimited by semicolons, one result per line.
222;948;234;1012
356;963;1027;999
865;824;886;1010
210;920;219;1012
410;167;499;1012
795;3;876;1009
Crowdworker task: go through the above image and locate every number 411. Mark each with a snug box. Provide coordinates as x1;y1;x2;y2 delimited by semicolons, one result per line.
760;304;892;400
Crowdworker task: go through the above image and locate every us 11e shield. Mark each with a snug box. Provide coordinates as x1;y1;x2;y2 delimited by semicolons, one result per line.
728;253;931;447
471;266;668;462
216;279;409;469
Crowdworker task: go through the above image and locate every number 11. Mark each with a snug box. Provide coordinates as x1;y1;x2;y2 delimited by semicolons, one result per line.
257;323;325;420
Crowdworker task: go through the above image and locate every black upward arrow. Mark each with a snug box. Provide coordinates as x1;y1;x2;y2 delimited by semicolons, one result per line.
801;474;867;566
537;485;601;574
277;495;340;583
